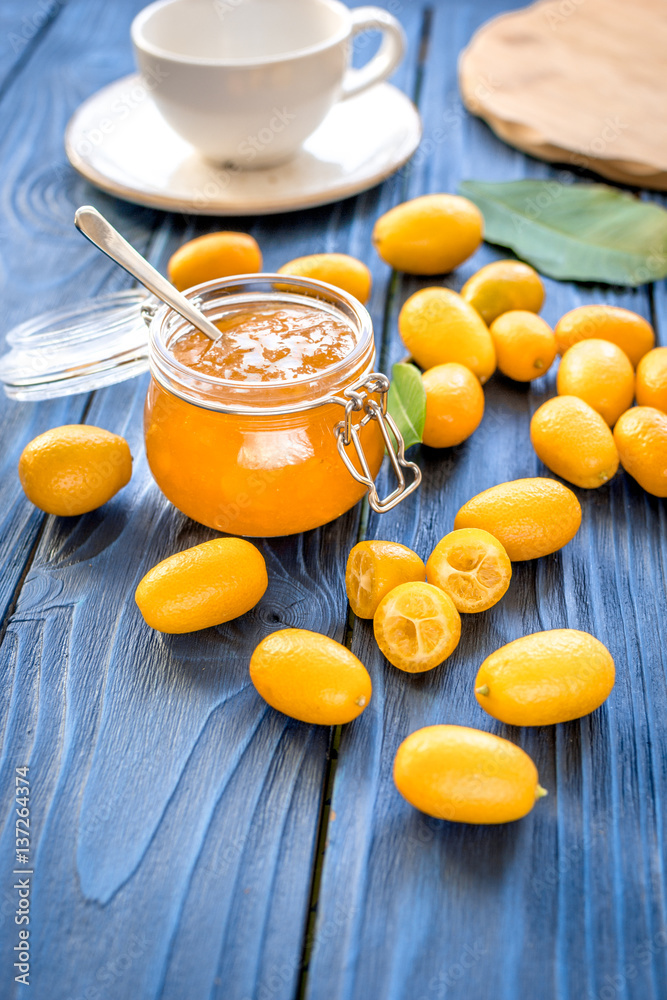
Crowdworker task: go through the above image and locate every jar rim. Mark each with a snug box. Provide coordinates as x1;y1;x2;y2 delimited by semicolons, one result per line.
148;273;376;414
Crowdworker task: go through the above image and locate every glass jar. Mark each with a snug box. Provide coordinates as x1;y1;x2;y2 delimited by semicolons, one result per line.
0;273;420;536
143;275;420;536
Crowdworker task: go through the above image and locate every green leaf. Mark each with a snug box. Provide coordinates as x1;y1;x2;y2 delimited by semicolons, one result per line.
387;362;426;451
459;179;667;286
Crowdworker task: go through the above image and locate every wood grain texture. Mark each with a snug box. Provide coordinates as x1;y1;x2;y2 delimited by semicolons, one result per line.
0;1;426;999
306;3;667;1000
1;0;666;998
0;0;64;98
0;0;163;629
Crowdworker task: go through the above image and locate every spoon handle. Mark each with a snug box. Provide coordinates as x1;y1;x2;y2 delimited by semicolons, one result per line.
74;206;220;342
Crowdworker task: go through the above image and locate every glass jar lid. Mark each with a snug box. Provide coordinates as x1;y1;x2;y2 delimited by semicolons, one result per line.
0;289;152;401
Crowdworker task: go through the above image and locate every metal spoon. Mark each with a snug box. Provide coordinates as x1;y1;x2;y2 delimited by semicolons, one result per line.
74;206;220;341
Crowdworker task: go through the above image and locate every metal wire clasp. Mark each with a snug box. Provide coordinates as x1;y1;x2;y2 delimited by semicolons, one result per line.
332;373;421;514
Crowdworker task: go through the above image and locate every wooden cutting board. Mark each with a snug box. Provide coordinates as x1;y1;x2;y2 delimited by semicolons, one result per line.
459;0;667;189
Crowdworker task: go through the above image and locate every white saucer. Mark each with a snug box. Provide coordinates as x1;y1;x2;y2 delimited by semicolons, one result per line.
65;75;422;216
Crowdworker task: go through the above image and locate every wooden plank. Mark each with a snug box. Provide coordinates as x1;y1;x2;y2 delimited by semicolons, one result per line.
0;0;162;630
306;3;667;1000
0;2;428;999
0;0;64;96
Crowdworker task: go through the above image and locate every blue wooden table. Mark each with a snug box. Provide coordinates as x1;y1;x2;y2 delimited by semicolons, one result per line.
1;1;666;998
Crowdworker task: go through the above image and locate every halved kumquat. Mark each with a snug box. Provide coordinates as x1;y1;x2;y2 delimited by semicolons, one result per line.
426;528;512;613
345;540;426;619
373;581;461;673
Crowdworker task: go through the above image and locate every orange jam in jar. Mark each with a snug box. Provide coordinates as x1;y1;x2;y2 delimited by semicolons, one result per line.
144;275;389;537
172;303;358;382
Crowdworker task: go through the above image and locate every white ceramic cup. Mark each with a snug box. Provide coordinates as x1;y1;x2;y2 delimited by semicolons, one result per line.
131;0;406;168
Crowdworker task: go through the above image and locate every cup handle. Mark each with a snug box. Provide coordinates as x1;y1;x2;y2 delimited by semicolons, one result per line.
340;7;406;101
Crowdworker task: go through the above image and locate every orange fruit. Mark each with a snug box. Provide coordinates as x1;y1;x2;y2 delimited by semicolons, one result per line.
373;194;483;275
373;581;461;673
345;540;425;619
636;347;667;413
556;339;634;426
393;725;546;824
18;424;132;516
135;537;267;633
554;305;655;367
475;629;615;726
421;363;484;447
614;406;667;497
426;528;511;613
461;259;544;325
277;253;371;304
249;628;371;725
454;477;581;561
530;395;619;489
398;287;496;383
489;310;557;381
168;232;262;290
